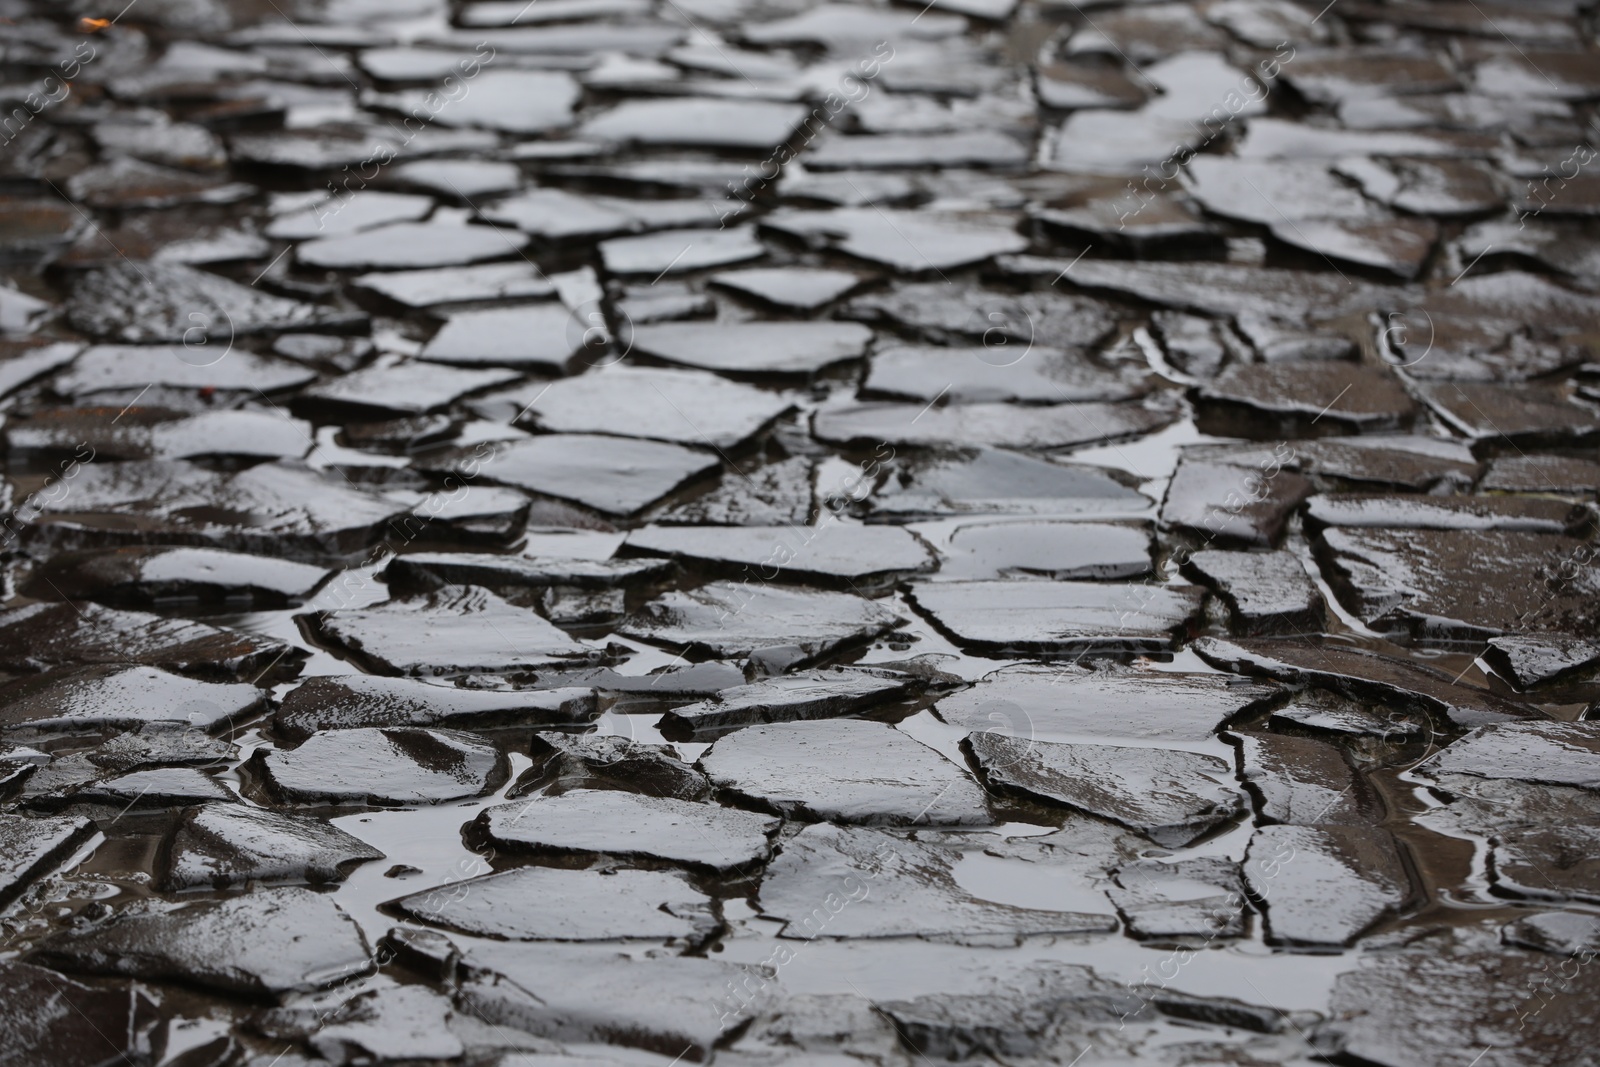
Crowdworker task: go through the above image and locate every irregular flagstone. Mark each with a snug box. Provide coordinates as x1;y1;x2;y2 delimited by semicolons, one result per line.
1485;634;1600;689
64;261;357;344
521;731;712;801
0;814;98;909
1161;454;1315;548
699;720;991;826
1108;856;1245;939
375;69;579;133
864;448;1150;520
305;587;599;676
1290;436;1480;491
51;345;316;399
660;670;916;736
273;675;597;739
31;887;373;998
814;400;1176;451
1195;363;1417;435
27;546;329;608
390;866;718;943
759;823;1116;939
297;220;523;270
458;942;774;1061
935;665;1278;744
421;434;721;516
599;226;766;275
1501;911;1600;957
1316;527;1600;641
621;582;903;665
580;98;807;148
1184;549;1325;635
351;263;556;309
1268;689;1428;740
710;266;863;310
22;459;414;561
0;961;159;1067
1417;381;1600;444
965;733;1244;846
862;345;1149;405
1230;730;1381;825
908;579;1201;656
1313;929;1600;1067
384;552;670;592
1413;722;1600;791
5;407;311;463
654;455;815;526
1481;454;1600;496
419;303;581;371
258;985;462;1064
0;665;267;735
843;283;1119;349
0;602;300;681
763;208;1028;273
627;321;872;376
624;523;936;584
298;360;520;417
943;520;1152;580
1245;824;1411;946
254;727;506;805
1306;494;1586;533
162;804;384;890
38;767;235;810
517;366;794;447
1492;824;1600;905
474;791;779;872
1193;636;1541;727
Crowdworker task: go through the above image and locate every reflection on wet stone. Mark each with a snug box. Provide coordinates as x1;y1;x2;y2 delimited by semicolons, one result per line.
4;0;1599;1057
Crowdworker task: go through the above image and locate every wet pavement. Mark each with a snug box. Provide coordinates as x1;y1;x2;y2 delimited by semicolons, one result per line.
1;0;1599;1064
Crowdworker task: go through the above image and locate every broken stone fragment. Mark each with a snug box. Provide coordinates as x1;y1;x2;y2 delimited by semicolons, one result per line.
758;823;1116;940
518;730;712;801
0;814;98;910
1245;824;1411;946
254;727;507;806
965;733;1244;846
474;790;779;872
1185;549;1324;635
31;887;374;999
273;674;597;739
700;719;991;826
1108;856;1245;939
390;865;719;944
908;579;1202;657
162;803;384;890
0;664;267;737
1230;729;1383;826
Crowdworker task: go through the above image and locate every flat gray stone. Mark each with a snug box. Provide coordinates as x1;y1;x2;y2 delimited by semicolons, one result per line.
935;665;1277;744
628;321;872;376
1245;824;1410;946
305;587;598;676
163;804;384;890
621;582;902;667
274;675;597;739
908;579;1201;656
0;665;266;736
32;886;373;998
255;727;506;805
661;670;915;736
475;791;778;871
625;524;936;584
0;814;98;909
759;823;1116;939
391;866;717;943
966;733;1243;846
700;720;991;826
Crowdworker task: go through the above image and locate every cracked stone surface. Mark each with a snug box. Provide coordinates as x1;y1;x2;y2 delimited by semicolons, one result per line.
3;0;1596;1060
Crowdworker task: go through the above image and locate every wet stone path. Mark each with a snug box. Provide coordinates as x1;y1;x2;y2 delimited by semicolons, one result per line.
1;0;1599;1063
